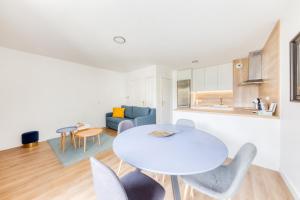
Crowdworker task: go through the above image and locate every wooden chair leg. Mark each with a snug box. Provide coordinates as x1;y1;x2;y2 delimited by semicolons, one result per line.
73;134;76;149
162;175;166;183
84;137;86;152
183;185;189;200
62;133;66;153
97;134;101;145
60;134;63;150
117;160;123;175
190;187;195;198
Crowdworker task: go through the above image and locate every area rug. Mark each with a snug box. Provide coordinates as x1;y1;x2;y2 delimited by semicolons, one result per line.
47;134;114;167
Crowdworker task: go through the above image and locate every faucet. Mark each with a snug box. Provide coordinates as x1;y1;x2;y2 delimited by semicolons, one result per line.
219;97;223;105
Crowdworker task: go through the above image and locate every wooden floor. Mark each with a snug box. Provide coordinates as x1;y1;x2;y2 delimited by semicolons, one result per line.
0;130;293;200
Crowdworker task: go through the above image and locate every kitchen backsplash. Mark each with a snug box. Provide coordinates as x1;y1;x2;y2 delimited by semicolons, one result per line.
191;90;233;107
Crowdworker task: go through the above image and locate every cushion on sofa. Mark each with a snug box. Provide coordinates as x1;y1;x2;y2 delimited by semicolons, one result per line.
132;106;150;118
112;107;125;118
106;117;132;124
122;105;134;119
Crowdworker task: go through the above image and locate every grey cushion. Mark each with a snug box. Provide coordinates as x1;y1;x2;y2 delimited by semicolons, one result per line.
132;106;150;118
106;117;132;124
118;120;134;134
181;143;257;200
120;170;165;200
182;165;233;194
122;105;134;119
176;119;195;128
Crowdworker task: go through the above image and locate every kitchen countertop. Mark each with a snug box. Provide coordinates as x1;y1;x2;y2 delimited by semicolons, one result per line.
175;107;280;119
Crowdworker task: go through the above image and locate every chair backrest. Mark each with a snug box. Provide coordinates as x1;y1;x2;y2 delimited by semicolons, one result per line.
225;143;257;197
118;120;134;134
90;157;128;200
176;119;195;128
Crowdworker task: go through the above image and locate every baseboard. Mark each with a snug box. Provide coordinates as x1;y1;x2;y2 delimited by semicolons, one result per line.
280;169;300;200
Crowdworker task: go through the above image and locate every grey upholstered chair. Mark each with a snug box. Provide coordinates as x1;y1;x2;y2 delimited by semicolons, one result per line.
176;119;195;128
117;120;134;175
181;143;257;200
90;157;165;200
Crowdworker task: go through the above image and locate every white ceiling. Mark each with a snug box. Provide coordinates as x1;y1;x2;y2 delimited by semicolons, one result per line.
0;0;287;71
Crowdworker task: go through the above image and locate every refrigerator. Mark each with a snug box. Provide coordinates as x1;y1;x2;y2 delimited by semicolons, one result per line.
177;80;191;108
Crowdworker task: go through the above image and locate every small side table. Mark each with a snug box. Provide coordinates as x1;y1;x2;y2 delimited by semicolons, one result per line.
56;126;77;152
76;128;103;152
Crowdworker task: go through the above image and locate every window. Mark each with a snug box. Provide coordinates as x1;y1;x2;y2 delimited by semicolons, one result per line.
290;32;300;101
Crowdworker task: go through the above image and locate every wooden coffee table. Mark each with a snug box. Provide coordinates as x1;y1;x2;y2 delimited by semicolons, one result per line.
76;128;103;152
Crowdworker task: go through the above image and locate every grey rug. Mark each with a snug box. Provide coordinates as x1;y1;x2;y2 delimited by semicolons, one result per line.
47;133;114;167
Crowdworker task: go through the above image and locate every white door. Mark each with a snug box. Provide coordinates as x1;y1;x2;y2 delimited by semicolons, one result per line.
160;78;172;123
145;77;155;107
128;79;145;106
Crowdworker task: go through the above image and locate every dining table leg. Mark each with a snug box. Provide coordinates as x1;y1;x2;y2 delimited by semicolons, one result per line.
171;175;181;200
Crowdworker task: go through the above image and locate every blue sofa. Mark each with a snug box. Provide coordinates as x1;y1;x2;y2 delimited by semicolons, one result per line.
106;105;156;130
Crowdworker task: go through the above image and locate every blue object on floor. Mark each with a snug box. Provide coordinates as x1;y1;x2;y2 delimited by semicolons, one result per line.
47;134;114;167
22;131;39;144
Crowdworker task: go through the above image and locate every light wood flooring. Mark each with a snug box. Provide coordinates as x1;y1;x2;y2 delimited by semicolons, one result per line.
0;130;293;200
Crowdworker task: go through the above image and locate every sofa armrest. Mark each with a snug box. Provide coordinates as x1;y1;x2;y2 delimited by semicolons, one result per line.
106;112;113;117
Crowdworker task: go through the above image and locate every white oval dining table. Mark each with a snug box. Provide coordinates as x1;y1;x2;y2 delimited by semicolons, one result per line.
113;124;228;200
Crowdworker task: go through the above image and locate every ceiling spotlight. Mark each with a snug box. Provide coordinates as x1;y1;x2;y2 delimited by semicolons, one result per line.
192;60;199;64
113;36;126;44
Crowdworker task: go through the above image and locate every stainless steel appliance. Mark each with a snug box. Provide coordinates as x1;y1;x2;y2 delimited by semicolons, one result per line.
177;80;191;108
243;50;265;84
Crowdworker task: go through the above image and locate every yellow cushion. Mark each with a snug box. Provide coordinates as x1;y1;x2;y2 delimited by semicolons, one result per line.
112;107;125;118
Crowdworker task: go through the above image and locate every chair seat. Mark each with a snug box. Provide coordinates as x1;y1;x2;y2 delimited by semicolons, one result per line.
120;170;165;200
181;165;233;198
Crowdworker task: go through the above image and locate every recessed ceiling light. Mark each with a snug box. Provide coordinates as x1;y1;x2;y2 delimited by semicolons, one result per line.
113;36;126;44
192;60;199;64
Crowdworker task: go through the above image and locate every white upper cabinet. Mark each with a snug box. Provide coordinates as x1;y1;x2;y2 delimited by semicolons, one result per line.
192;68;205;91
177;69;192;80
218;63;233;90
205;66;219;91
191;63;233;92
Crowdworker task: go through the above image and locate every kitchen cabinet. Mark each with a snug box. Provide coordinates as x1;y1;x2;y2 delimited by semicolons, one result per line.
177;69;192;80
192;68;205;91
218;64;233;90
205;66;219;91
191;63;233;92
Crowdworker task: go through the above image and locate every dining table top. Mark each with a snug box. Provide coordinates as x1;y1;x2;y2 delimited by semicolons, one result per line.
113;124;228;176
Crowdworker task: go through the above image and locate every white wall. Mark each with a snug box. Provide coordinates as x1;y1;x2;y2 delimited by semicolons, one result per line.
125;65;157;107
280;0;300;198
173;110;280;170
0;47;126;150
